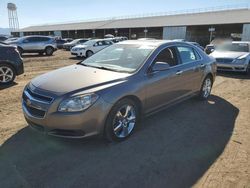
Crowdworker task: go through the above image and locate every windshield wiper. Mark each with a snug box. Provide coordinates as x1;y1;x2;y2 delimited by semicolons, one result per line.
80;63;117;71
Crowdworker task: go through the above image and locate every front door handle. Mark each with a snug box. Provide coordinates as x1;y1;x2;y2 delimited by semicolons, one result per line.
200;64;206;68
176;70;183;75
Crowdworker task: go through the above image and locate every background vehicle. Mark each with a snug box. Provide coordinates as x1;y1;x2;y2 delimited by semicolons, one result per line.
23;40;216;142
0;36;8;42
189;42;205;51
63;38;89;51
111;37;128;43
56;39;67;49
0;43;24;85
210;41;250;74
71;39;113;57
138;38;156;41
4;37;19;43
5;35;57;56
205;44;215;54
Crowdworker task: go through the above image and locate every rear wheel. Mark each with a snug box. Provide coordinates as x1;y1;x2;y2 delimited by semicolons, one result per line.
199;76;213;100
104;98;139;142
45;46;54;56
0;64;16;85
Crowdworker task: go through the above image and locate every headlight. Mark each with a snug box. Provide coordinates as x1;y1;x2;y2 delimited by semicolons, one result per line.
233;58;246;64
77;48;85;51
233;54;249;64
58;93;99;112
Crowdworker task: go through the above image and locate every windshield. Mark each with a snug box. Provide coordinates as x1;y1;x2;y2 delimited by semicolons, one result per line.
216;43;249;52
82;40;95;46
81;43;156;73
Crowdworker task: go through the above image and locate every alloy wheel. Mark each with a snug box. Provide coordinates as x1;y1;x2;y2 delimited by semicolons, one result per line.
112;105;136;138
0;66;14;84
202;78;212;98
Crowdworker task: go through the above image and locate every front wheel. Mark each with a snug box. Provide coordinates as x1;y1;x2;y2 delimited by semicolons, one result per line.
0;64;16;85
199;76;213;100
104;99;139;142
86;50;94;58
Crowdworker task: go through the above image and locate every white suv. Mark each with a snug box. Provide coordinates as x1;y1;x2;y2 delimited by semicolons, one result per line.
71;39;113;57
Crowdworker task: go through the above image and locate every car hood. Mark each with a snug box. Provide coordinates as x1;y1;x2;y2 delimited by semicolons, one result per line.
74;44;88;48
210;50;249;59
31;64;130;94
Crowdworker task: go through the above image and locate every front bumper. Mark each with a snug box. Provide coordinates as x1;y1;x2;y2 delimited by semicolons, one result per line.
22;86;112;138
71;50;85;57
216;62;248;72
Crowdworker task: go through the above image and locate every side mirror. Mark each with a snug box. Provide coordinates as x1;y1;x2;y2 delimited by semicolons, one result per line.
151;62;170;72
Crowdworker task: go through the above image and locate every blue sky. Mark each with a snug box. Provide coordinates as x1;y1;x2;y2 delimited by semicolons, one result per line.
0;0;249;28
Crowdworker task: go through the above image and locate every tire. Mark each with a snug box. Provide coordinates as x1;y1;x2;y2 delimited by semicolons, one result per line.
245;63;250;75
0;64;16;85
199;76;213;100
104;98;139;142
45;46;54;56
86;50;94;58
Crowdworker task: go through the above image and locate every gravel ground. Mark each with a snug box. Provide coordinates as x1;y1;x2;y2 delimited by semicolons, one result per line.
0;51;249;188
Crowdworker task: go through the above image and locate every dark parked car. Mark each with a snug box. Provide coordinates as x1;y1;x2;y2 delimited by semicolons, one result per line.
5;35;57;56
63;39;89;51
0;43;24;85
56;39;67;49
22;40;216;142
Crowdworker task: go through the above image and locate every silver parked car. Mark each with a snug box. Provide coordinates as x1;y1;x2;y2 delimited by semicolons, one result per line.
22;40;216;142
6;35;57;56
210;41;250;73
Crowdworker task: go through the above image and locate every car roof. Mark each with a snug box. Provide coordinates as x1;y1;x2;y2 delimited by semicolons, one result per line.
21;35;54;40
119;40;186;47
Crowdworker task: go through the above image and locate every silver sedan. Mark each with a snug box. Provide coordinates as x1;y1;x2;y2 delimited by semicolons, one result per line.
210;41;250;74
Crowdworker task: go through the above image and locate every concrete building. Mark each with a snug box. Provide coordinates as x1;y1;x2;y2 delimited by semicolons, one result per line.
13;6;250;46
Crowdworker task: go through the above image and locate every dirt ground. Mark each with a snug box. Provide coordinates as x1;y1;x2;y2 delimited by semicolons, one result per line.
0;51;249;188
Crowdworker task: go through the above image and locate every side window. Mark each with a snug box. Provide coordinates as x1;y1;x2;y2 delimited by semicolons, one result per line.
103;41;112;45
153;47;178;67
98;41;104;46
40;37;50;42
24;37;34;43
177;46;200;64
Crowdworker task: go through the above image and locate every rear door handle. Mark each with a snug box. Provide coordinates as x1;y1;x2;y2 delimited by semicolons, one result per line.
176;70;183;75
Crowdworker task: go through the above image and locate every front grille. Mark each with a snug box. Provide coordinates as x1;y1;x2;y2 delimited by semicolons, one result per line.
26;88;53;104
24;102;46;118
22;87;53;118
217;67;233;70
49;129;85;137
216;58;234;64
